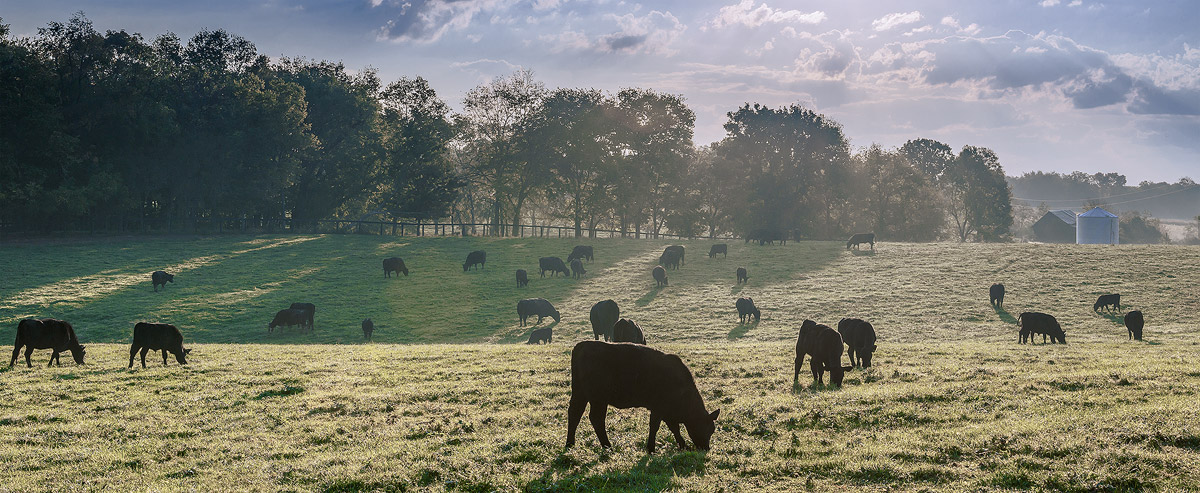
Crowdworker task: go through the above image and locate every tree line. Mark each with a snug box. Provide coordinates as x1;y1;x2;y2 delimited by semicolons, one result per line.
0;14;1013;242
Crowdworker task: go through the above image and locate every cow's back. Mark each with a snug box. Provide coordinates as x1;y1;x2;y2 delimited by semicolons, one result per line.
571;341;688;409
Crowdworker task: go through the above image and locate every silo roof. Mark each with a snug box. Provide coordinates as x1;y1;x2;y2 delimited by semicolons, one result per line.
1079;207;1117;218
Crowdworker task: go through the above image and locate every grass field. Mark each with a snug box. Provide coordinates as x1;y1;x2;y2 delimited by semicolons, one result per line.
2;235;1200;490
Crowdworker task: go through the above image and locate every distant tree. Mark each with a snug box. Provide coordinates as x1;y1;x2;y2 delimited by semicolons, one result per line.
900;138;955;182
377;76;462;220
689;146;737;238
856;145;943;241
1120;211;1167;244
612;88;695;237
944;146;1013;242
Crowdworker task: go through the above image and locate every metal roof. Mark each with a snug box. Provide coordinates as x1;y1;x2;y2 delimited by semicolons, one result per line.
1048;209;1077;225
1079;207;1118;218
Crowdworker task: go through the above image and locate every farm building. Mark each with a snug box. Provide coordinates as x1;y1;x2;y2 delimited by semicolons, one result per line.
1077;207;1120;245
1031;210;1077;243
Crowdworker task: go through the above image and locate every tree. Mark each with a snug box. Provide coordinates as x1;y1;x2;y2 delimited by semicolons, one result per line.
612;88;695;237
900;138;955;181
689;146;737;237
377;76;462;219
944;146;1013;242
856;145;943;241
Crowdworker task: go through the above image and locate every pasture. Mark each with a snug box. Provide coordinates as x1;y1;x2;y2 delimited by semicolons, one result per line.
2;235;1200;490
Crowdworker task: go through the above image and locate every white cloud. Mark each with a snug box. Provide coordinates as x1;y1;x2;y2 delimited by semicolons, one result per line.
710;0;826;29
904;25;933;37
872;11;922;32
540;10;687;56
375;0;516;44
940;16;980;35
1040;0;1061;6
1068;0;1083;6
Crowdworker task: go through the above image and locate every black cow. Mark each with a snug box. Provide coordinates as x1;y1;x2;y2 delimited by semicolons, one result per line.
289;303;316;331
708;244;728;258
1125;310;1144;341
612;318;647;345
837;318;877;368
663;245;685;266
527;327;553;344
10;318;85;368
736;267;748;284
735;297;760;323
566;341;720;454
268;309;308;334
745;228;784;246
571;259;587;279
516;269;529;287
383;257;408;277
518;298;561;326
362;318;374;341
129;322;190;368
1018;312;1066;344
590;300;620;341
539;257;570;278
794;320;851;387
653;265;668;287
1094;294;1121;312
659;250;681;270
151;271;174;292
846;233;876;250
990;283;1005;309
567;245;594;263
463;250;486;271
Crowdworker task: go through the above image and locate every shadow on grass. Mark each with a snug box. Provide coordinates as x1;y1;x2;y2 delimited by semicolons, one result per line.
993;305;1017;325
730;284;744;295
527;451;707;492
727;319;758;340
849;249;876;257
1097;310;1125;326
636;286;664;307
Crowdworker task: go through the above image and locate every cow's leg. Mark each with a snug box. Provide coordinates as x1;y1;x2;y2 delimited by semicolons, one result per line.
49;350;59;367
162;349;170;366
24;347;34;367
129;345;139;368
588;402;611;448
847;348;857;367
10;343;20;367
140;347;150;368
793;354;804;384
810;359;822;384
666;421;687;450
647;413;661;454
565;395;587;449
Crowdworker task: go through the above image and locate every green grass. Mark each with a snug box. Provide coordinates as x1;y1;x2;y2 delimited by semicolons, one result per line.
2;235;1200;490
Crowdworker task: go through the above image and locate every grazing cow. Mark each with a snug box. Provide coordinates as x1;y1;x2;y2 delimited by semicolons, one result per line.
517;298;561;326
362;318;374;341
268;308;308;334
516;269;529;287
539;257;570;278
10;319;86;368
612;319;647;345
151;271;174;292
663;245;685;266
567;245;594;263
590;300;620;341
289;303;316;331
571;259;587;279
463;250;486;271
1094;294;1121;312
708;244;728;258
527;327;553;344
566;341;720;454
990;283;1005;309
837;318;877;368
736;267;749;284
793;320;851;387
846;233;876;250
1125;310;1144;341
735;297;761;323
128;322;190;368
383;257;408;278
659;250;682;270
653;266;668;287
1018;312;1066;344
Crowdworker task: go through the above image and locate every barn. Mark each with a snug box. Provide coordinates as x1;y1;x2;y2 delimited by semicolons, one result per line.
1077;207;1120;245
1031;210;1077;243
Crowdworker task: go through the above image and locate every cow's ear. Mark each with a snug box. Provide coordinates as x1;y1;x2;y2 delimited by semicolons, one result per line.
709;409;720;421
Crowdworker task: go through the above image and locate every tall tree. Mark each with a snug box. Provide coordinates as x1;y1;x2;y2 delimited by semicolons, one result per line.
945;146;1013;242
377;76;462;219
613;88;695;237
856;145;943;241
900;138;955;182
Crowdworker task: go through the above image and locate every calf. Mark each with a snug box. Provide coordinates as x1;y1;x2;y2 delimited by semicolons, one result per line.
539;257;570;278
151;271;175;292
1094;294;1121;312
526;326;553;344
10;318;86;368
736;297;760;323
708;244;727;258
463;250;486;271
566;341;720;454
736;267;748;284
383;257;408;277
990;283;1005;309
837;318;877;368
289;302;316;331
652;265;668;287
362;318;374;341
517;298;561;326
1125;310;1144;341
1018;312;1066;344
612;318;647;344
846;233;876;250
567;245;594;263
793;320;851;387
129;322;190;368
571;259;587;279
590;300;620;341
516;269;529;287
268;308;308;334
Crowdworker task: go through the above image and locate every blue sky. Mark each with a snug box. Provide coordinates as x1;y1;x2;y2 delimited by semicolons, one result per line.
5;0;1199;182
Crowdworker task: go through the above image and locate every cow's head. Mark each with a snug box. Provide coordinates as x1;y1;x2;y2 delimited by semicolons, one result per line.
685;409;720;451
166;273;175;283
70;344;86;365
176;347;191;365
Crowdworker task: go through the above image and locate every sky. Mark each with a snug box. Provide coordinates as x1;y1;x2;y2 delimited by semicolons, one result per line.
4;0;1199;183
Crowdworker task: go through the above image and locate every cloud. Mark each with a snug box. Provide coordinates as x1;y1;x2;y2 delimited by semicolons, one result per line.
1040;0;1061;7
872;11;922;32
374;0;515;44
540;10;686;56
710;0;826;29
940;16;981;35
